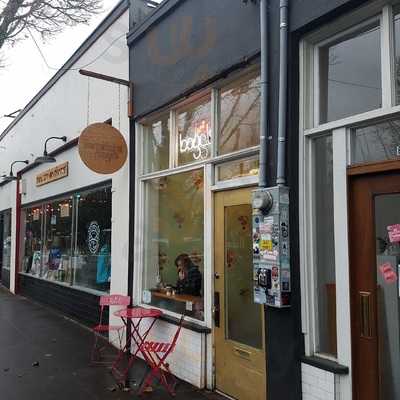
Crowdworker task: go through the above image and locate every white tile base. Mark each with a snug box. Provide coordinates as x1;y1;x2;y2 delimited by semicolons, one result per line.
135;319;206;388
302;363;336;400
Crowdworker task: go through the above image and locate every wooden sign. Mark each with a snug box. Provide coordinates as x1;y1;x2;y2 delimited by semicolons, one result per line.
78;123;128;174
36;162;69;187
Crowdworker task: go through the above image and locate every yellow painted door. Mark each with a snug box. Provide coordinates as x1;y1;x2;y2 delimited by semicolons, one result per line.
214;187;266;400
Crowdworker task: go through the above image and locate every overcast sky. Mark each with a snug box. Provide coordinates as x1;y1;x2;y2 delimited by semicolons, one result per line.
0;0;162;133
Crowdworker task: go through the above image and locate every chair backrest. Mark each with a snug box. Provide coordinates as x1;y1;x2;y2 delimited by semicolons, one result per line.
170;315;185;351
100;294;131;307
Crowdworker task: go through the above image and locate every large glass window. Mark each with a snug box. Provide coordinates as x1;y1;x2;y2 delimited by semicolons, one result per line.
74;187;112;292
319;22;381;123
218;75;261;155
313;135;336;357
394;9;400;104
20;185;112;293
0;210;12;272
142;169;204;320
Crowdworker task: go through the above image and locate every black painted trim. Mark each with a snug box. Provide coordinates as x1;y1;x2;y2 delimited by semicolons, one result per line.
21;179;112;209
127;0;183;45
301;356;349;375
0;0;128;142
159;313;211;334
134;52;260;121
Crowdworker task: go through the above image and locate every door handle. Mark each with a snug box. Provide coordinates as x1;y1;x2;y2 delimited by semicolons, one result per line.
360;291;373;338
214;292;220;327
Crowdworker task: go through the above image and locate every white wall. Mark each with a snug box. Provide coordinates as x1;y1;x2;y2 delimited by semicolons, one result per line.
0;9;130;300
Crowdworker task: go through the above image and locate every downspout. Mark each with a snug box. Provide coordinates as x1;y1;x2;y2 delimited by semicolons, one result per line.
276;0;289;186
259;0;269;188
14;174;22;294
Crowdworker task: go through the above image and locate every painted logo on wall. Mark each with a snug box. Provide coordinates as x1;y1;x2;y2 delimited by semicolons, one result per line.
88;221;100;254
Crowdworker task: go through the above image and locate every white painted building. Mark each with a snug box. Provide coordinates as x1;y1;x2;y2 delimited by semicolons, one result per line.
0;1;130;328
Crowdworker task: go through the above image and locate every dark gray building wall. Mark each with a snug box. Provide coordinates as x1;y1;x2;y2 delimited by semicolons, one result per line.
128;0;369;399
128;0;261;118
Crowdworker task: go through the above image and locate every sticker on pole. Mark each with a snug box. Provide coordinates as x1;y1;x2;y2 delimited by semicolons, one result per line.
379;262;398;284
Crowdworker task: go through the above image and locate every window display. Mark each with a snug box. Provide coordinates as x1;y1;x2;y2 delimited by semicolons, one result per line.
142;169;204;320
20;185;112;293
177;97;211;166
0;210;12;272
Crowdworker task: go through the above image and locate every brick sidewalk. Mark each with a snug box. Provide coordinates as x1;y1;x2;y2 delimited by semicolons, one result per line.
0;287;223;400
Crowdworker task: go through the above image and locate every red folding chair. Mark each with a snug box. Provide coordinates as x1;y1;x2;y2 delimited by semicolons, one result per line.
138;315;185;396
90;294;131;365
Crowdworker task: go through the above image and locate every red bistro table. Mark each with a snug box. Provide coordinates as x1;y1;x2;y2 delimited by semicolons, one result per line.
112;307;162;383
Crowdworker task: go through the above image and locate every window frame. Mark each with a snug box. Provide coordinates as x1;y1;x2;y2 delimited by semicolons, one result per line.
300;2;400;363
19;183;112;294
135;67;262;326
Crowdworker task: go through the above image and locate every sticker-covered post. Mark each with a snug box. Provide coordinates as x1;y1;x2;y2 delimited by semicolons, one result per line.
252;186;291;308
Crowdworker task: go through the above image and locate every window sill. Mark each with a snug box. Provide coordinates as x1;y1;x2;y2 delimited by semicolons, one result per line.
301;355;349;375
159;313;211;334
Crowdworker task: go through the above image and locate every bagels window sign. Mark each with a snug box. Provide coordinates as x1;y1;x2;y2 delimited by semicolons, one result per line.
78;123;128;174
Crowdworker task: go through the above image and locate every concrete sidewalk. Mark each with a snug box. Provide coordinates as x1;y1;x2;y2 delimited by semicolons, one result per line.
0;287;223;400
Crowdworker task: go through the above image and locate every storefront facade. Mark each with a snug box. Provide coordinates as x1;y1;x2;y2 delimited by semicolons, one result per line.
0;0;130;327
294;0;400;399
128;1;302;399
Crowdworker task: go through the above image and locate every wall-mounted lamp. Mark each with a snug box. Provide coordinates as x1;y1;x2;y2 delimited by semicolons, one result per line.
34;136;67;164
2;160;29;182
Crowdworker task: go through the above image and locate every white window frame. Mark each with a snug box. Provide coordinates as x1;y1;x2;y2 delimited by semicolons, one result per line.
300;1;400;368
133;67;262;326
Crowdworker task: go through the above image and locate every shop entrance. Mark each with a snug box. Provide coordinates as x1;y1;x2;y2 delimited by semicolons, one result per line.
349;163;400;400
214;187;266;400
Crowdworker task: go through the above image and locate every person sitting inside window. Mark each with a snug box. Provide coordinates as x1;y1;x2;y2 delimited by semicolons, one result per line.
175;253;202;297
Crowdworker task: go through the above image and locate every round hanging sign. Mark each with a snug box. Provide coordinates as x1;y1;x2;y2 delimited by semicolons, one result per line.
78;123;128;174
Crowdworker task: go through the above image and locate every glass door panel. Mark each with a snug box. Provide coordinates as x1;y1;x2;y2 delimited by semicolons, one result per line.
225;204;262;348
374;194;400;399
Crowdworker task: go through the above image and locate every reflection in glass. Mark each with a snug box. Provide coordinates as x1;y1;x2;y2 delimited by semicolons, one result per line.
142;169;204;320
217;157;259;181
143;114;170;173
319;22;381;123
225;204;262;348
74;187;112;292
314;135;337;356
177;97;211;166
352;120;400;164
219;75;261;155
43;198;73;283
21;206;43;275
374;194;400;399
0;210;11;271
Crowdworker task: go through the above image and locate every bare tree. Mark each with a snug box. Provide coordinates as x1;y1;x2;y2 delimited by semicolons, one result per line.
0;0;102;58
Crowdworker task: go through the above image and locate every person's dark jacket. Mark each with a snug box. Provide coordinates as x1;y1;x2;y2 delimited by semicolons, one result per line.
176;264;202;296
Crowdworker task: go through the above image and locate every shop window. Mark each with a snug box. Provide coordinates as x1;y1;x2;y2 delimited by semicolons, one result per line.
0;210;12;271
177;97;211;166
74;187;112;292
142;169;204;320
21;206;43;275
43;199;73;283
318;21;381;123
218;75;261;155
142;114;170;173
351;119;400;164
313;134;337;357
217;156;259;181
20;185;112;293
